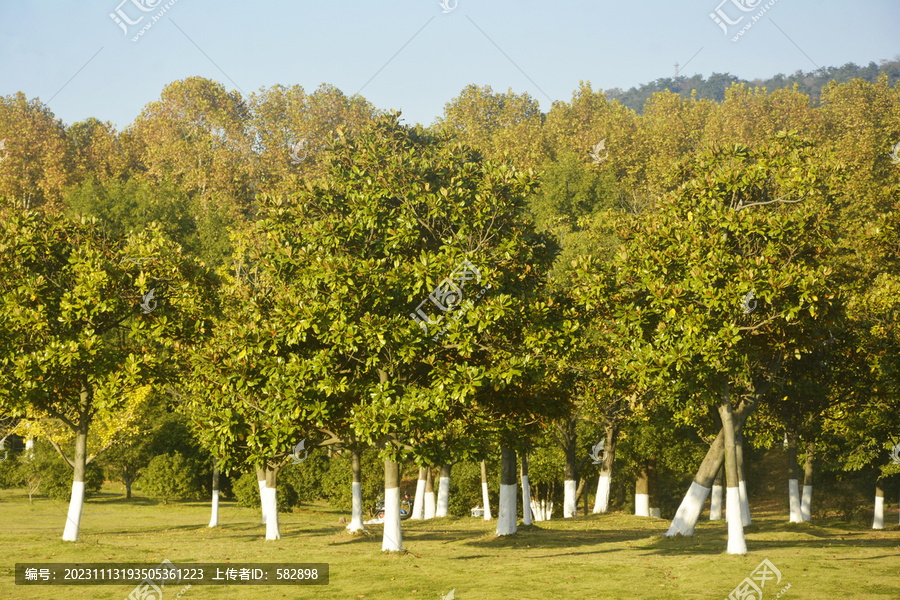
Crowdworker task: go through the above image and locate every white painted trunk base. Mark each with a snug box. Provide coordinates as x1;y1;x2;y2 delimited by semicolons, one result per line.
710;485;724;520
788;479;802;523
496;483;517;536
258;480;267;524
424;492;436;520
530;499;553;521
208;490;219;528
725;487;747;554
593;475;610;514
738;480;751;526
411;478;426;520
666;482;710;537
649;507;661;518
264;487;280;540
872;495;884;530
436;476;450;517
62;481;85;541
347;482;366;533
635;493;650;517
382;487;403;551
800;485;812;522
521;475;532;525
563;480;577;518
481;482;492;520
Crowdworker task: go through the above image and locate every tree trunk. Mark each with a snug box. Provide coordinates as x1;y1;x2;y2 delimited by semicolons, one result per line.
666;384;767;537
521;454;532;525
593;421;618;514
735;430;751;526
264;466;280;540
412;467;427;520
208;460;220;528
63;386;90;542
709;465;724;520
124;474;133;500
718;386;747;554
873;481;885;530
424;468;436;519
635;461;650;517
382;459;403;551
647;457;660;518
256;468;267;525
347;449;366;533
801;440;813;522
561;416;578;518
481;460;492;520
496;446;517;536
436;464;451;517
786;432;802;523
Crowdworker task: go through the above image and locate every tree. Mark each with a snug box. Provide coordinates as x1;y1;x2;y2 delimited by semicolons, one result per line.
590;132;839;552
0;203;214;540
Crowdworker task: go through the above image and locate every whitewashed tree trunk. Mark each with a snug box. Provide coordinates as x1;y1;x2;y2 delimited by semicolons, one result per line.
710;466;724;520
668;481;711;537
436;464;451;517
256;469;267;525
521;455;532;525
424;468;436;519
62;389;90;542
800;440;813;522
264;468;280;540
25;437;34;457
593;422;618;514
382;459;403;552
786;433;801;522
593;475;611;514
563;479;577;518
481;461;492;520
208;461;219;528
719;389;747;554
411;467;426;520
62;481;85;542
496;447;517;536
872;482;885;530
347;450;366;533
635;461;650;517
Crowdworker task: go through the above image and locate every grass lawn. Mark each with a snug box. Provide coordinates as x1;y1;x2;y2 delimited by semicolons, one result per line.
0;485;898;600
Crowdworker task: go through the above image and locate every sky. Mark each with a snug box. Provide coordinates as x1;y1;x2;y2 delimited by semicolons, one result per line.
0;0;897;130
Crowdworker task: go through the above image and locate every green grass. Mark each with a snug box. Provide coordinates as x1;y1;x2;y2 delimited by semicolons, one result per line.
0;485;898;600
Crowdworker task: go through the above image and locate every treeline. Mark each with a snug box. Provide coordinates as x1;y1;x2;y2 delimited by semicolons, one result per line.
0;69;898;552
605;58;900;113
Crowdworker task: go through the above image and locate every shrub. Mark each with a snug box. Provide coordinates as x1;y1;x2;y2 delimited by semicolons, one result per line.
232;470;300;513
37;458;104;501
318;448;383;516
138;452;203;504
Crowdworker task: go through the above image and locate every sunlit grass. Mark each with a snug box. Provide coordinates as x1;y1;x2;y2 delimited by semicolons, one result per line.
0;485;898;599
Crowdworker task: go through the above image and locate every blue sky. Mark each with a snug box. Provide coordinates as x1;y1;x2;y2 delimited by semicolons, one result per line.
1;0;897;130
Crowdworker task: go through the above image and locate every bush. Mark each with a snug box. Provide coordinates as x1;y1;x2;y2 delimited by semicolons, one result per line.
38;458;104;501
318;448;383;516
138;453;203;504
232;470;300;513
449;460;499;518
0;452;23;489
